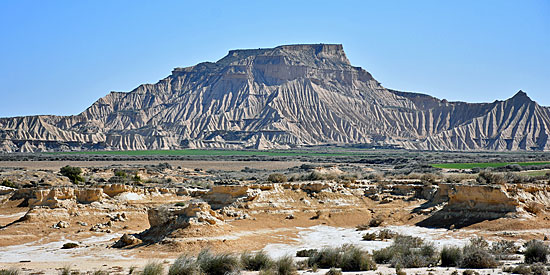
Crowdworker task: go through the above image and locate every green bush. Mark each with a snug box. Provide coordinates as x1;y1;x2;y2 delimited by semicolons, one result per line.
267;173;287;183
372;235;437;268
197;249;240;275
296;249;317;257
132;173;142;184
142;262;164;275
340;245;376;271
441;246;462;267
461;246;498;268
241;251;273;271
0;179;16;188
0;269;19;275
308;247;341;268
307;245;376;271
60;165;84;184
273;255;296;275
169;255;202;275
524;240;549;264
114;170;128;178
372;247;393;264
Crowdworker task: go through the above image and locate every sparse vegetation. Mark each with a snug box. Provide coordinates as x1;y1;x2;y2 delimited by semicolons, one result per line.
524;240;549;264
460;237;499;268
440;246;462;267
241;251;273;271
296;249;317;258
339;245;377;271
503;263;548;275
308;245;376;271
372;235;437;268
142;262;164;275
0;269;19;275
524;202;544;215
197;249;240;275
432;161;550;170
60;165;84;184
355;224;370;231
0;179;16;188
362;229;396;241
169;255;202;275
490;240;519;260
325;268;342;275
362;232;376;241
273;255;297;275
267;173;287;183
476;170;506;185
368;216;383;227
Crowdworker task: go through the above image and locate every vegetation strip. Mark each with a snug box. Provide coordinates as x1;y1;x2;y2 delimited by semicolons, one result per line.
431;161;550;169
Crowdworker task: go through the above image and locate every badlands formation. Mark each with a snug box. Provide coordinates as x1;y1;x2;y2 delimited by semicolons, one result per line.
1;154;550;274
1;43;550;274
1;44;550;152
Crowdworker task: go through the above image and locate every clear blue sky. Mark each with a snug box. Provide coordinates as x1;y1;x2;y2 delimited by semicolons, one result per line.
0;0;548;117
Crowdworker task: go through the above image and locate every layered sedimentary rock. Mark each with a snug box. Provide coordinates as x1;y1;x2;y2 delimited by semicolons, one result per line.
417;183;550;228
1;44;549;152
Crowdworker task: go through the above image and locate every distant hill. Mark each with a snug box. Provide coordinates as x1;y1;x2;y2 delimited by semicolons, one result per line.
1;44;549;152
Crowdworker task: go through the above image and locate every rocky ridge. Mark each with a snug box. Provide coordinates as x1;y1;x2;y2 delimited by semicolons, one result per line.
1;44;549;152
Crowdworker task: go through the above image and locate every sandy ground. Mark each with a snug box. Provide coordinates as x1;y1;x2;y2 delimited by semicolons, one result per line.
0;161;548;274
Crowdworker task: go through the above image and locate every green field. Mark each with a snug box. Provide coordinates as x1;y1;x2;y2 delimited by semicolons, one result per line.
50;149;366;157
431;162;550;169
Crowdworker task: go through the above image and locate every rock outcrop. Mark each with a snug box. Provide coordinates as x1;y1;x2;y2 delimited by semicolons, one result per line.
0;44;548;152
417;183;550;228
140;202;224;242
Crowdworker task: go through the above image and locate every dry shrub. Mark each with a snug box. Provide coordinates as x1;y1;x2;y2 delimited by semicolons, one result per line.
524;202;544;215
524;240;550;264
142;262;164;275
356;224;370;231
461;237;499;268
441;246;462;267
267;173;287;183
241;251;273;271
168;255;201;275
197;249;240;275
369;216;383;227
274;255;297;275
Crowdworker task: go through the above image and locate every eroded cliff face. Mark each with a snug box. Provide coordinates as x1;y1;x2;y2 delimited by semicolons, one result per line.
1;44;548;152
417;183;550;228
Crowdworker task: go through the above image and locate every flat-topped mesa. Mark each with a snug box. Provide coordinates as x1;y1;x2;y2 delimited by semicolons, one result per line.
215;44;350;66
172;44;361;85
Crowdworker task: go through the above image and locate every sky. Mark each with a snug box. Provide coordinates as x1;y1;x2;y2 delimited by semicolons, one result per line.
0;0;548;117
